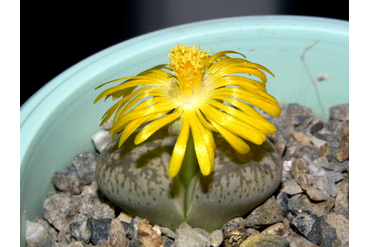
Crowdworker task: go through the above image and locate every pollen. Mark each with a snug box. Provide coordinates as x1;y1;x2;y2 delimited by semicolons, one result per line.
168;44;209;91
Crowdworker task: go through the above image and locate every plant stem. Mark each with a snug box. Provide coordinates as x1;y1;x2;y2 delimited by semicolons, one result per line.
178;132;199;188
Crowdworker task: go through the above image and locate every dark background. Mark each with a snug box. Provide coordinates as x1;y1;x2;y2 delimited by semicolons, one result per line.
22;0;348;106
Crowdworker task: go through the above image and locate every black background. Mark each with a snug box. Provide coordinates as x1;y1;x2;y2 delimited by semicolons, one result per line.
22;1;348;106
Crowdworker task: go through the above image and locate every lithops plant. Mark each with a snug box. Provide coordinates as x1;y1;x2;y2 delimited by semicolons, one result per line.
94;44;282;231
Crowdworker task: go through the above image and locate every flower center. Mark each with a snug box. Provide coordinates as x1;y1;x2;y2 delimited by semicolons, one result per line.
168;44;209;101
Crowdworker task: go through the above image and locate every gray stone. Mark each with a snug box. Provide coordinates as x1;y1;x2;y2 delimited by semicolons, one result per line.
76;193;115;220
289;211;317;237
280;179;303;196
160;226;176;239
57;230;73;246
336;122;349;162
239;234;289;247
162;236;174;247
294;145;320;162
261;223;290;238
333;177;349;218
66;241;90;247
52;167;82;194
309;120;324;135
173;222;211;247
222;217;246;235
267;132;287;157
313;157;348;173
244;197;284;228
126;239;141;247
222;217;249;247
275;193;289;217
44;180;114;230
209;230;223;247
286;104;313;120
286;232;319;247
34;216;59;246
288;193;335;217
326;213;349;247
289;211;337;247
307;216;337;247
108;218;127;247
127;216;143;241
89;218;112;245
72;150;98;184
329;103;349;121
70;213;91;243
26;220;49;246
43;192;79;231
292;158;337;201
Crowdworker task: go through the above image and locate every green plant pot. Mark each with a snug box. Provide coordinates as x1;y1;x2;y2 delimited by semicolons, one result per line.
20;15;348;246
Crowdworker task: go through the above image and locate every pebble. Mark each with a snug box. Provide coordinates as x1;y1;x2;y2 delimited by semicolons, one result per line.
306;216;338;247
288;194;335;216
244;197;285;228
329;103;349;121
109;218;127;247
26;220;49;246
173;222;211;247
286;232;319;247
52;166;82;194
239;234;289;247
92;129;111;153
72;150;98;185
138;219;163;247
261;223;290;238
70;213;91;243
26;103;349;246
292;158;337;201
325;213;349;247
90;218;112;245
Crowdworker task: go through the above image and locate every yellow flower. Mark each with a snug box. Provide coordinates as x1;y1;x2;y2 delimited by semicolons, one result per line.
94;44;281;177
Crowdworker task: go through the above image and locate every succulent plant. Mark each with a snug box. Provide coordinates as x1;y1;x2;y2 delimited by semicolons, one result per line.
94;44;282;231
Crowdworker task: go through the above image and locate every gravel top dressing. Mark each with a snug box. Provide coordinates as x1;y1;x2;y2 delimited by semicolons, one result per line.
26;103;349;247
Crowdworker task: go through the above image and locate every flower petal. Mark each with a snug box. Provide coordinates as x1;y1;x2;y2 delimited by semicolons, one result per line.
201;103;266;145
110;98;180;133
210;87;281;117
118;115;153;147
208;76;267;93
135;108;183;145
94;74;173;103
205;99;277;134
211;120;250;154
187;109;215;176
168;117;190;177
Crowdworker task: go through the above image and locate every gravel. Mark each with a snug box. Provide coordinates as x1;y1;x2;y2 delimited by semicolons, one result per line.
26;103;349;247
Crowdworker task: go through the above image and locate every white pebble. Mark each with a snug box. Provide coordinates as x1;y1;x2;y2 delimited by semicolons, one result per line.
26;220;48;245
92;130;111;153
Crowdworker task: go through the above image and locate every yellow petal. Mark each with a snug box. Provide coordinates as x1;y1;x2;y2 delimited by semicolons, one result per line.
211;87;281;117
110;98;179;133
118;115;152;147
135;108;183;145
187;109;215;176
201;104;266;145
211;120;250;154
207;58;274;80
168;117;190;177
94;75;172;103
194;107;216;132
209;76;267;92
205;99;277;134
